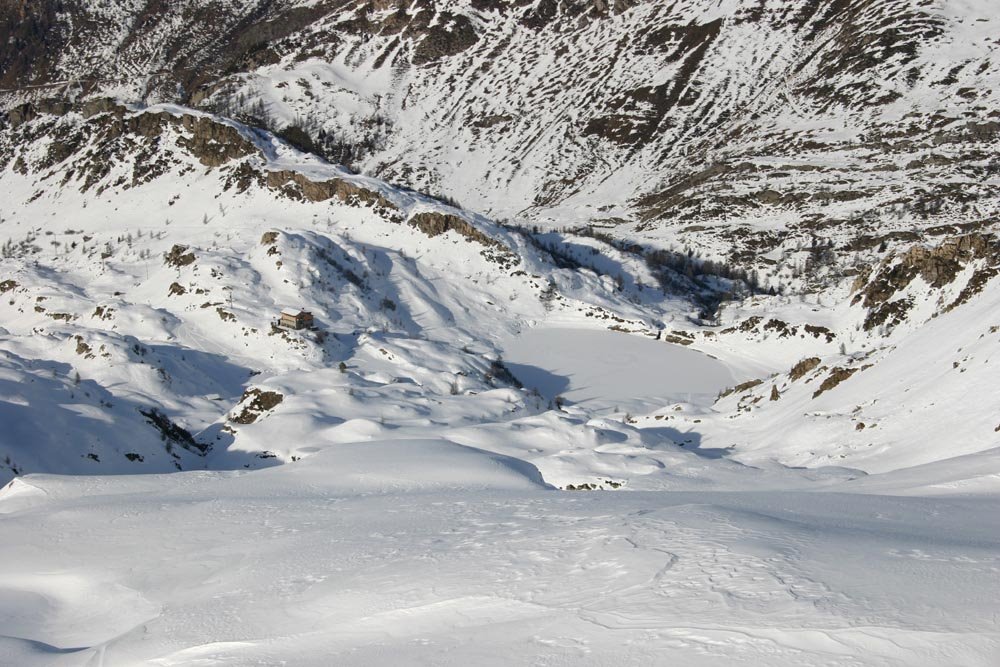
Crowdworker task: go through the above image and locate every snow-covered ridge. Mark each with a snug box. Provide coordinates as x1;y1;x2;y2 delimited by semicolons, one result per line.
1;8;1000;662
2;98;999;487
0;100;710;484
5;0;997;273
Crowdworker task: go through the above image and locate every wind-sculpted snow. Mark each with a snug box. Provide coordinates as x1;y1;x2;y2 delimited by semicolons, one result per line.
1;459;998;665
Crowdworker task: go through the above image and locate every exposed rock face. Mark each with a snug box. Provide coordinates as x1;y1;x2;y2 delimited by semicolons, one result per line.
812;367;859;399
719;378;762;398
4;101;260;193
74;335;93;358
853;234;1000;330
81;97;120;118
164;245;196;268
408;212;493;245
7;103;36;127
105;110;258;167
265;170;398;212
407;211;519;268
856;235;995;305
231;388;284;425
789;357;821;381
411;13;479;65
175;115;257;167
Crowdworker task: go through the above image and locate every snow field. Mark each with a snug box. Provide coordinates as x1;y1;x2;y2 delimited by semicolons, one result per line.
1;458;998;666
0;97;999;667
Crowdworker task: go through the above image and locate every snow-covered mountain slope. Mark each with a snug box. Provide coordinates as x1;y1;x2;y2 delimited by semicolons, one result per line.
2;98;1000;488
661;237;1000;476
4;107;1000;531
4;0;998;283
0;100;719;484
2;5;1000;662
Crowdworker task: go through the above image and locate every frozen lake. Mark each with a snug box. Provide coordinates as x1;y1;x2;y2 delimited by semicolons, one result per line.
502;327;734;413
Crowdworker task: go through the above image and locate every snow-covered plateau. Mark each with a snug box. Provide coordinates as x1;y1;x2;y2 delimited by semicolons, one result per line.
1;0;999;664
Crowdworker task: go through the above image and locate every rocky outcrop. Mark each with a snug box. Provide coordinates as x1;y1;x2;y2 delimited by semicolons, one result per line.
164;245;196;268
812;367;859;399
855;234;996;307
174;115;257;167
853;234;1000;329
789;357;821;381
718;378;762;399
411;13;478;65
7;103;37;127
407;211;519;269
230;388;284;425
107;110;258;167
81;97;120;118
2;98;68;129
409;211;492;244
7;101;260;189
265;170;398;212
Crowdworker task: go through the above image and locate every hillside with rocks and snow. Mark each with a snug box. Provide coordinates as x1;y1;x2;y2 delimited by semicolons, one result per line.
1;2;999;666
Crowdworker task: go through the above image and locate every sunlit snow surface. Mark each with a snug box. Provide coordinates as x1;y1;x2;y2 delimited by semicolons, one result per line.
0;327;996;665
0;99;998;665
1;448;998;666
